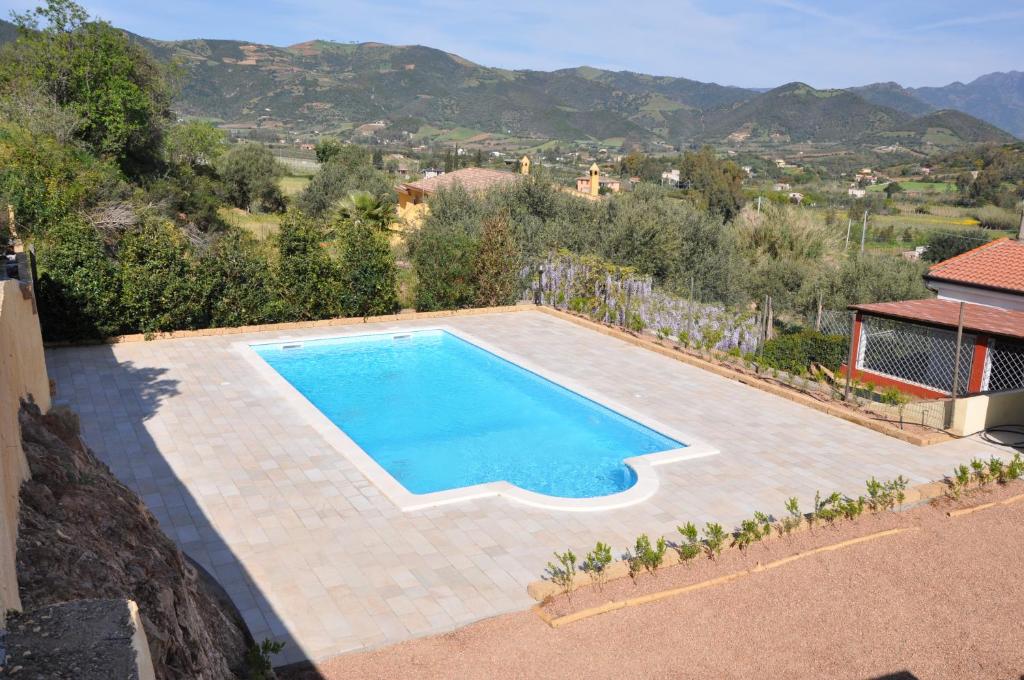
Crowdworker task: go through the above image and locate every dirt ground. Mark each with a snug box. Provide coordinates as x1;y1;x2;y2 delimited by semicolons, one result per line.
284;481;1024;680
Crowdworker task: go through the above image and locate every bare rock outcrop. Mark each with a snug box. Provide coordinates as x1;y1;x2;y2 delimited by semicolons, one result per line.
15;402;249;679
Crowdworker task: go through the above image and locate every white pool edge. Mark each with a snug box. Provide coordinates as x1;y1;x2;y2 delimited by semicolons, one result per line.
234;324;720;512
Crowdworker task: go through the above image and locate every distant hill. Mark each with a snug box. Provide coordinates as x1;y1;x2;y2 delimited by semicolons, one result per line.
0;19;1018;150
911;71;1024;139
850;82;936;117
856;72;1024;139
702;82;910;144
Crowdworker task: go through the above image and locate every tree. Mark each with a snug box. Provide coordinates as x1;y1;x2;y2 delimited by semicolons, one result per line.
0;119;124;237
921;229;994;263
338;222;400;317
677;147;745;221
165;121;227;169
219;144;284;212
314;138;344;164
2;0;174;174
274;212;344;320
473;214;522;306
883;181;903;198
298;155;394;218
337;191;396;232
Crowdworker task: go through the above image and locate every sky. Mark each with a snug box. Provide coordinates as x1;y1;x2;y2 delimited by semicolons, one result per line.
5;0;1023;88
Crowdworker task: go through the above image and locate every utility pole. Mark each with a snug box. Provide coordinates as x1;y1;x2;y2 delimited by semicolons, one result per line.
845;217;852;251
860;210;868;253
756;195;762;213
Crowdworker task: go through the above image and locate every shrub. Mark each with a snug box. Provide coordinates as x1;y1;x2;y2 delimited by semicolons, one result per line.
200;229;279;328
702;522;726;559
581;542;613;591
220;143;284;213
629;534;667;576
761;330;847;374
118;217;206;334
274;212;345;320
837;496;866;520
409;219;479;311
1007;453;1024;481
778;497;802;535
676;522;701;562
971;205;1020;231
472;213;523;307
337;222;400;317
546;549;577;598
970;458;990;487
36;215;123;340
988;457;1006;485
812;491;842;525
245;639;286;680
949;464;972;498
921;228;996;263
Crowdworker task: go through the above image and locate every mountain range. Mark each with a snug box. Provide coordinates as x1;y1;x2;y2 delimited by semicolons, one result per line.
1;20;1021;150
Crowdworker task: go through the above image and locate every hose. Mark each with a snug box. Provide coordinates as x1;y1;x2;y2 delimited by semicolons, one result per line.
977;425;1024;449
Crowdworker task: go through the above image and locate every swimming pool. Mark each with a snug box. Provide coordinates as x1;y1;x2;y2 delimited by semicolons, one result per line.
251;329;692;504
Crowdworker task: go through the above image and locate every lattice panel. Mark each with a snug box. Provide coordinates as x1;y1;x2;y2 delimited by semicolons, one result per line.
858;316;974;396
985;338;1024;393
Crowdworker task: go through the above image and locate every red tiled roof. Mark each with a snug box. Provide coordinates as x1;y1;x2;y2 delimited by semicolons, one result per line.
925;237;1024;294
401;167;520;194
850;298;1024;341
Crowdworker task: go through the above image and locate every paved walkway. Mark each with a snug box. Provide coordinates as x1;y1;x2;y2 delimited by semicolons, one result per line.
45;311;997;664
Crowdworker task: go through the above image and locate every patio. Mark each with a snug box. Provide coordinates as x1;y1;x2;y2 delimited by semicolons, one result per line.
44;310;999;665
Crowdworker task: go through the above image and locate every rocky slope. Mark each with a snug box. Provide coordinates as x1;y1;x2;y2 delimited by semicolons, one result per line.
15;402;249;679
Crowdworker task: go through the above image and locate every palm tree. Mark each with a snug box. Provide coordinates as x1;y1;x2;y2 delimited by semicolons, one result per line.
338;191;396;232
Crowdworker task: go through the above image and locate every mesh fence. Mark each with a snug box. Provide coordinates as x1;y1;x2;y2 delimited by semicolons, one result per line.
985;338;1024;393
857;316;974;396
859;398;950;430
815;309;851;337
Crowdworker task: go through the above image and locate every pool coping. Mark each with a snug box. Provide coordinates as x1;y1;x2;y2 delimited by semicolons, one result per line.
234;324;719;513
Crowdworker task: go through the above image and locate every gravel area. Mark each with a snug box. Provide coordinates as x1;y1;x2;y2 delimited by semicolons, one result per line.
283;481;1024;680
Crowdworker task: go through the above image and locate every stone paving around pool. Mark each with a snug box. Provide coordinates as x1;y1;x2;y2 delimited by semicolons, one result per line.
44;310;1000;665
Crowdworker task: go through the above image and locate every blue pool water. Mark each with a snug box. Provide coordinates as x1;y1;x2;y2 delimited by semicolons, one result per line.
253;330;683;498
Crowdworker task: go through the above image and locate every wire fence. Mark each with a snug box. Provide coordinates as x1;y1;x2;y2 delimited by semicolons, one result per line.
857;316;975;397
984;338;1024;392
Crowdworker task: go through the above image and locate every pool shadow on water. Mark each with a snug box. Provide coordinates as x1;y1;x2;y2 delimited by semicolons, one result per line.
46;344;329;677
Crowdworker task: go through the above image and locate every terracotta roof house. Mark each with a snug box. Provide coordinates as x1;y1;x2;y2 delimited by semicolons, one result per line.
924;238;1024;312
844;239;1024;399
397;166;524;225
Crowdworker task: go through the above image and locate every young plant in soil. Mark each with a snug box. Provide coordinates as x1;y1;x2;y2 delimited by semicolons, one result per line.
1007;453;1024;481
814;491;843;525
778;497;802;536
889;476;908;507
754;511;773;540
581;542;613;591
702;522;726;559
629;534;668;577
948;464;972;499
837;495;866;520
546;549;577;599
988;457;1006;484
676;522;702;563
970;458;991;487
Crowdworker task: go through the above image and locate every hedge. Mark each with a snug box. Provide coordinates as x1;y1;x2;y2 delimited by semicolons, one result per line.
761;330;848;374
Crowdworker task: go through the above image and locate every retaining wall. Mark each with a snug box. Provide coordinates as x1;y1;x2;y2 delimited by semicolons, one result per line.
0;277;51;613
